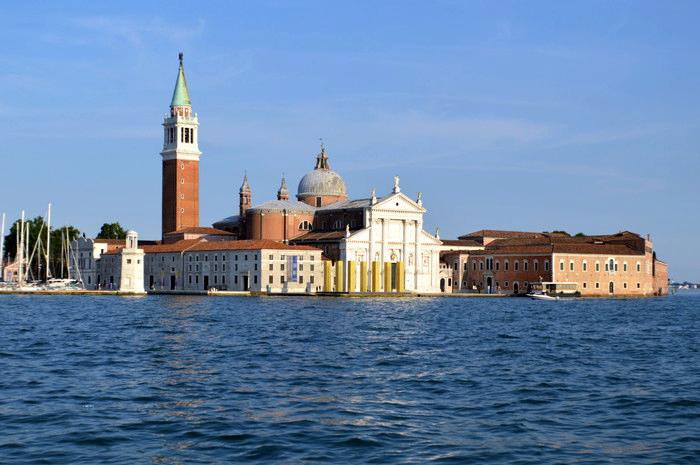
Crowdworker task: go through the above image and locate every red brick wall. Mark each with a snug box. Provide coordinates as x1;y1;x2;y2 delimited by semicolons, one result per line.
298;194;346;207
246;211;315;241
465;255;553;293
162;159;199;237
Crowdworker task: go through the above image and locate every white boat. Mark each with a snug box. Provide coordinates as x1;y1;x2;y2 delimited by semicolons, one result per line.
527;292;560;301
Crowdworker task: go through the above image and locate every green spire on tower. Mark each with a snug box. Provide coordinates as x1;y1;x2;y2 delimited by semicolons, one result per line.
171;52;191;107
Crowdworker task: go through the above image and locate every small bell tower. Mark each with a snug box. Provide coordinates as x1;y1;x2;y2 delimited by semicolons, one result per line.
161;53;202;238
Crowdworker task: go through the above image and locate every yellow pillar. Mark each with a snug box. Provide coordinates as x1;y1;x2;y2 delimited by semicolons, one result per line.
397;261;405;292
347;261;356;293
360;261;368;293
371;261;380;293
384;262;392;293
335;261;344;293
323;260;332;292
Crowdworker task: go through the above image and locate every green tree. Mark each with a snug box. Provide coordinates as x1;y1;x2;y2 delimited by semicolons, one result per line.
2;216;80;279
574;232;586;237
96;222;127;240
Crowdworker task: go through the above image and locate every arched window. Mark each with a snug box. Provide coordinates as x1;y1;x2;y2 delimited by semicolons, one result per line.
544;260;549;271
636;262;641;272
495;260;500;271
514;261;519;271
534;260;539;271
583;261;587;272
505;260;509;271
524;260;528;271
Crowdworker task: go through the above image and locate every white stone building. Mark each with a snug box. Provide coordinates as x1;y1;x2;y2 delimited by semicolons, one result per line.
143;239;323;293
92;231;145;293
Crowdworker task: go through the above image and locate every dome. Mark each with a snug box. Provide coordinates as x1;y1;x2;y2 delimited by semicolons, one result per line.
296;146;347;200
297;169;347;198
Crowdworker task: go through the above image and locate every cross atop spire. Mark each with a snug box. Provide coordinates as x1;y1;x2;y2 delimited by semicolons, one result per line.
171;52;191;108
314;144;330;170
277;174;289;200
240;173;251;193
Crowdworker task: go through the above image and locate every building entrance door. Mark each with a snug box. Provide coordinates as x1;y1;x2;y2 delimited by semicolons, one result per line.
170;275;176;290
440;278;446;292
204;276;209;290
609;281;614;294
486;277;493;294
243;275;249;291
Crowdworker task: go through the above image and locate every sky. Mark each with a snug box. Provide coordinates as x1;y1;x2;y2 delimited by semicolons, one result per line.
1;1;698;281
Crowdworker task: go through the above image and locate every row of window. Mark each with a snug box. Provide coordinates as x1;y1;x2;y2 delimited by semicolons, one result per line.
472;259;549;272
559;259;642;273
267;275;315;284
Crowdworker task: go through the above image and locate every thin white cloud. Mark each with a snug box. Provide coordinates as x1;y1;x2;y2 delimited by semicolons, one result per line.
71;16;205;48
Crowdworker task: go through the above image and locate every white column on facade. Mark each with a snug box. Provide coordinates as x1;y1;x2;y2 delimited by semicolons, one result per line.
368;209;374;283
414;220;420;291
402;219;408;266
381;218;388;262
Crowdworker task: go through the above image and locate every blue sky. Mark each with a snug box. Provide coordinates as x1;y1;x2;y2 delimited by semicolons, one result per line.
1;1;698;280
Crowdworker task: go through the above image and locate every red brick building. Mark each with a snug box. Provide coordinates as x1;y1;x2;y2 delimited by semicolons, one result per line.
444;230;668;297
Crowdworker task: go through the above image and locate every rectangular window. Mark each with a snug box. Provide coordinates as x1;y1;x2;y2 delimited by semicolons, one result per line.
596;263;600;272
254;276;258;284
310;276;315;284
583;282;587;288
299;276;304;284
570;262;574;271
544;262;549;271
583;262;587;271
623;263;628;272
234;276;238;284
269;264;273;271
127;259;132;264
624;282;628;289
280;276;285;283
281;264;285;271
269;254;274;260
637;282;640;289
595;282;600;289
534;262;539;271
637;263;641;272
269;275;273;284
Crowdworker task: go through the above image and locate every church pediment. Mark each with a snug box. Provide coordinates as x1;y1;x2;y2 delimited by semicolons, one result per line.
372;192;426;213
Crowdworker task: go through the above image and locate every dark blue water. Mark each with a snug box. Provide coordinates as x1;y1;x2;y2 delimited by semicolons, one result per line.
0;293;698;464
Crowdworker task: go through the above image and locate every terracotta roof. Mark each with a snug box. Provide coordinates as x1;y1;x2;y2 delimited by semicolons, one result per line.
467;231;647;256
441;239;483;247
292;231;348;241
142;239;320;254
93;238;127;245
458;229;547;240
168;226;234;235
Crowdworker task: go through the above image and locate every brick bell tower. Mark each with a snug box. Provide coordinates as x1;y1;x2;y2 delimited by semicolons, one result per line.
161;53;201;238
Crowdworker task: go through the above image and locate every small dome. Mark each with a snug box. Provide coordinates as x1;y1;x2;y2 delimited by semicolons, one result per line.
297;169;347;198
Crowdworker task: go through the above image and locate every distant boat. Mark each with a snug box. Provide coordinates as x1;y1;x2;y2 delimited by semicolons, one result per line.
527;292;560;301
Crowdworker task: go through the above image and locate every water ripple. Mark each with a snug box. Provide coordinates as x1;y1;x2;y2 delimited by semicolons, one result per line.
0;292;698;464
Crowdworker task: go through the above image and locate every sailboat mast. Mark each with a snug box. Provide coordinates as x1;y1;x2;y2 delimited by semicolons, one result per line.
18;210;25;286
65;227;71;280
0;212;5;281
25;223;30;282
45;203;52;281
